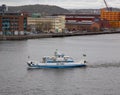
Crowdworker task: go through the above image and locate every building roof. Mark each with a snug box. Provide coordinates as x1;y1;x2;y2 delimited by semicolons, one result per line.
0;12;22;16
53;13;100;16
101;7;120;12
66;21;94;25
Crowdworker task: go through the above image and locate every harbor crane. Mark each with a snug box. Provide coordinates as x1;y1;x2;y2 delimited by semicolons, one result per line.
103;0;109;10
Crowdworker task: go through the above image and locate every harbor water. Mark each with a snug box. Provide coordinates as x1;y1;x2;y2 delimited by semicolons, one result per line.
0;34;120;95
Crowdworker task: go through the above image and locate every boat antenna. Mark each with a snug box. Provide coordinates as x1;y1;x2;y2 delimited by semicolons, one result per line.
28;56;30;59
55;49;58;56
83;54;86;57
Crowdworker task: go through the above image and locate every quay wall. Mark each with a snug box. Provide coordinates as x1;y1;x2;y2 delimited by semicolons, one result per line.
0;31;120;41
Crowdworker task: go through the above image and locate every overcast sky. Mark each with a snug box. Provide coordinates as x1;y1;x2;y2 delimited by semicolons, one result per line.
0;0;120;9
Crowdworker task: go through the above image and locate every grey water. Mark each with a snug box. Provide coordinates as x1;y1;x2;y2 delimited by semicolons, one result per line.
0;34;120;95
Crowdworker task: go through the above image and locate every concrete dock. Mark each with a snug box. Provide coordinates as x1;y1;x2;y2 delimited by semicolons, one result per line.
0;31;120;41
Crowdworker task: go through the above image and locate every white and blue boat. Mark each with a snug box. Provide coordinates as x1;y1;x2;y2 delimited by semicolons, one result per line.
27;50;87;69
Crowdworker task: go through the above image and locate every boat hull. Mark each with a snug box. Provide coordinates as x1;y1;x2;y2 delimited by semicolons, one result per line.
27;62;86;69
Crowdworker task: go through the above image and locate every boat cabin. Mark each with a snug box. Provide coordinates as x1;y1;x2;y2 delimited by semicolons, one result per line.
42;51;74;63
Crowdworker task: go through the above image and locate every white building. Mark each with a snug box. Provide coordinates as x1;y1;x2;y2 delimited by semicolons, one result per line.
27;16;65;32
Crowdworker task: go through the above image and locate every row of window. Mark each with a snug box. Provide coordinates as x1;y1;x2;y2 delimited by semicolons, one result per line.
2;27;27;30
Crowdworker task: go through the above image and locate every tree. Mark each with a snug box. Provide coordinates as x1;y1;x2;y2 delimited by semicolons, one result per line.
36;22;44;32
36;21;52;32
92;27;99;32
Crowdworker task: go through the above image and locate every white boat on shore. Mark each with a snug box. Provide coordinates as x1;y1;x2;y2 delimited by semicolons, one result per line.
27;50;87;69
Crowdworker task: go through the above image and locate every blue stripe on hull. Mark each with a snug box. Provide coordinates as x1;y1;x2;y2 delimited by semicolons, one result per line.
28;64;86;69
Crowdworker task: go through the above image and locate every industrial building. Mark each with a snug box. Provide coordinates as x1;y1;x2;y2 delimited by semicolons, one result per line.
66;21;100;32
60;14;101;32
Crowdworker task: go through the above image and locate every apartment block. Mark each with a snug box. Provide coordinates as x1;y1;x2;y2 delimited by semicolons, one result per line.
101;8;120;28
0;13;27;35
27;16;65;32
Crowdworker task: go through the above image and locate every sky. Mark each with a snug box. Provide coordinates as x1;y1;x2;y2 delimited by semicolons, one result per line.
0;0;120;9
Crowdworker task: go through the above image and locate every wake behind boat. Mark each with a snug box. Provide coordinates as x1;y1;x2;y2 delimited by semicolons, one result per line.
27;50;87;69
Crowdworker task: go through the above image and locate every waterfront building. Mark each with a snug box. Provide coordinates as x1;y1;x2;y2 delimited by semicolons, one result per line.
0;4;28;35
101;8;120;29
65;14;100;32
0;4;8;13
53;13;101;32
0;13;27;35
66;21;100;32
27;16;65;33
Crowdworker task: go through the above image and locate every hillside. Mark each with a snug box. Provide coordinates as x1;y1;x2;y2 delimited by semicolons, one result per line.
8;4;70;15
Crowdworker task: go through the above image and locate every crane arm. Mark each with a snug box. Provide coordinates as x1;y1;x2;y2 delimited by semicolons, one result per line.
103;0;109;10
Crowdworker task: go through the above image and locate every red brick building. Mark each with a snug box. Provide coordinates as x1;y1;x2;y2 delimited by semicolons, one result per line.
54;13;101;32
66;21;100;32
0;13;27;35
64;14;100;32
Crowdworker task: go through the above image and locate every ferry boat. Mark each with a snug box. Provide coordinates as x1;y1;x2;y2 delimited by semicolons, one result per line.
27;50;87;69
